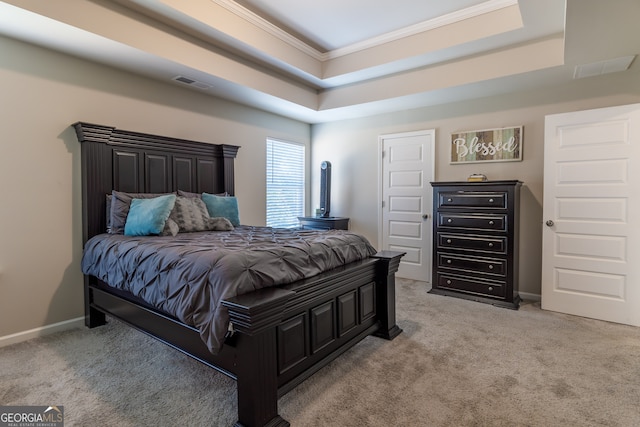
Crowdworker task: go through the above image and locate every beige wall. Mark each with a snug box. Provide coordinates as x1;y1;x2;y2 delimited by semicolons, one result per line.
2;31;639;342
311;70;640;298
0;35;310;339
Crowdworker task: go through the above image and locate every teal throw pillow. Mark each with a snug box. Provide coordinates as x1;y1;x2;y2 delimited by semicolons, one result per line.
202;193;240;226
124;194;177;236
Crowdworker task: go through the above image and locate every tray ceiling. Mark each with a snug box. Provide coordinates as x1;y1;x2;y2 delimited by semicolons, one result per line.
0;0;638;123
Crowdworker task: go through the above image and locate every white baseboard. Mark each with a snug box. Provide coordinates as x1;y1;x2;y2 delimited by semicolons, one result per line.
519;291;541;303
0;317;85;348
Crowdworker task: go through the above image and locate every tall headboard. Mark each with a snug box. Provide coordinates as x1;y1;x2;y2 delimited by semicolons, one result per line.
73;122;240;244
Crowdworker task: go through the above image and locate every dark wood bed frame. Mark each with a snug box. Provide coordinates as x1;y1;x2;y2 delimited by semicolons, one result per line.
74;122;404;427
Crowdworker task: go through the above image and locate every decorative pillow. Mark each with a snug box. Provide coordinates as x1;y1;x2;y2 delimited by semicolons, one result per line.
177;190;228;199
161;218;180;236
202;193;240;226
124;194;177;236
169;196;215;233
177;190;202;199
109;190;174;234
207;217;234;231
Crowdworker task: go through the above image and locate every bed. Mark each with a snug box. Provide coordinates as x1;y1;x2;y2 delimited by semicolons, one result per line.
74;122;404;427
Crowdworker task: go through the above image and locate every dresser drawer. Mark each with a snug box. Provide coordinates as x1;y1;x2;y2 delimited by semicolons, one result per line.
437;213;506;231
438;253;506;276
438;192;507;209
438;233;506;254
435;273;506;298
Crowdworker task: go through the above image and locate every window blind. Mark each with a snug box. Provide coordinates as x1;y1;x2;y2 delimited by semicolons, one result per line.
266;138;305;228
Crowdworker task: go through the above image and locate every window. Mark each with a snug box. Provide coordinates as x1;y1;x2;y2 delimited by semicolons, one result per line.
266;138;305;228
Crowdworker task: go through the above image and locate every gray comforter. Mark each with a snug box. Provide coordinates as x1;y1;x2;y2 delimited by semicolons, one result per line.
82;226;377;354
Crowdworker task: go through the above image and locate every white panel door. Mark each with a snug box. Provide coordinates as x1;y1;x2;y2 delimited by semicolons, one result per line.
542;103;640;326
380;130;435;281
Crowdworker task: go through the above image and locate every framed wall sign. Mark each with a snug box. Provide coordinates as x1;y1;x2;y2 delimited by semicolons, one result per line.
450;126;523;164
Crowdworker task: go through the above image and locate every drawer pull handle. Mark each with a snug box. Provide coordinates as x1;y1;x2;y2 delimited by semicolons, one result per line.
447;198;453;202
489;220;494;225
489;198;494;203
446;239;452;244
488;286;493;291
446;280;452;285
447;218;453;223
446;259;452;264
488;242;494;247
488;265;494;270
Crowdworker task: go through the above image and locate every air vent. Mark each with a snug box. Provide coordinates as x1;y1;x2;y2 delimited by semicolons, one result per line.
172;75;211;90
574;55;636;79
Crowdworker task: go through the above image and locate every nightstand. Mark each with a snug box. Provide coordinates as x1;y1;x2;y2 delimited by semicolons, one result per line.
298;216;350;230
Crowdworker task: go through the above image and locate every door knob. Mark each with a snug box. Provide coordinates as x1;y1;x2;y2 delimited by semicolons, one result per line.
546;220;554;227
422;214;429;219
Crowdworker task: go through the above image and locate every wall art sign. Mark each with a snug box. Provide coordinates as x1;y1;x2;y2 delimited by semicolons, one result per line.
450;126;523;164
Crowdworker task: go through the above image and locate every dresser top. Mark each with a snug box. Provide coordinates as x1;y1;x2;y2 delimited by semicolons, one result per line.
430;180;522;187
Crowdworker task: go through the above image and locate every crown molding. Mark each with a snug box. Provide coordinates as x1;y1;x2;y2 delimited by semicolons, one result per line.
211;0;325;60
325;0;519;60
213;0;518;63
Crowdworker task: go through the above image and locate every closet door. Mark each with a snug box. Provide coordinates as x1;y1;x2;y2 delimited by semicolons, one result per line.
541;103;640;326
380;129;435;282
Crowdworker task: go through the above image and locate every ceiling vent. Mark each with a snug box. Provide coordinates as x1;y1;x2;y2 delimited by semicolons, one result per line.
574;55;636;79
172;75;211;90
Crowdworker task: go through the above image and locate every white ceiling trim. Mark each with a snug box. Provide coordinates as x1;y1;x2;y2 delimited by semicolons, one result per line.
211;0;323;60
213;0;518;62
325;0;518;60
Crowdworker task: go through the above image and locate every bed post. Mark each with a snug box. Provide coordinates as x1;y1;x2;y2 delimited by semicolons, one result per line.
76;122;114;328
84;277;106;328
372;251;405;340
222;288;295;427
221;145;240;196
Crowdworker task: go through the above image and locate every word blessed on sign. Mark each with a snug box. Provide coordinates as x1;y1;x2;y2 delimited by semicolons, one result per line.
450;126;523;164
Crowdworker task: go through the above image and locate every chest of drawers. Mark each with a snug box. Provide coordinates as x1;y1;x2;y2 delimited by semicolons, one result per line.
430;181;522;309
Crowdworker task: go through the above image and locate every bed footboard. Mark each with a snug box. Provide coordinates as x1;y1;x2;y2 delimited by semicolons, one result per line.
223;251;404;427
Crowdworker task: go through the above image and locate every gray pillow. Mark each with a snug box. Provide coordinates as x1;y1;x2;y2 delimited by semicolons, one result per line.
176;190;202;199
207;217;234;231
161;218;180;236
177;190;228;199
169;196;235;233
169;196;214;232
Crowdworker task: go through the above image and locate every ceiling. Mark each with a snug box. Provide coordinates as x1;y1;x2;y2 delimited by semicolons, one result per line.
236;0;498;52
0;0;638;123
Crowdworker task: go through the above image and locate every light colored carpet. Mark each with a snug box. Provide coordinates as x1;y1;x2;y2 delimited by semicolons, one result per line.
1;279;639;426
